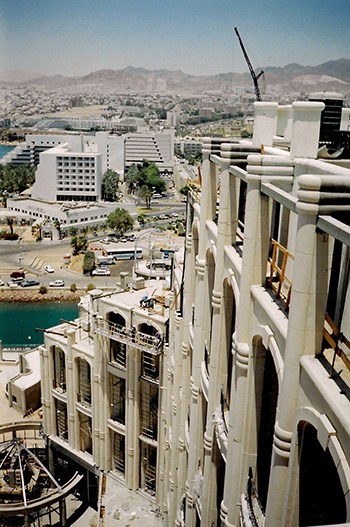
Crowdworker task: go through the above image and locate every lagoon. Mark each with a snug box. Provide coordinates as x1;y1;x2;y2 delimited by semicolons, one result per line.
0;144;14;158
0;302;79;347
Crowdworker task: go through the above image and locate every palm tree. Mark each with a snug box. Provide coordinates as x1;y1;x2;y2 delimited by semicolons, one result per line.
139;185;153;209
53;219;62;239
6;217;14;235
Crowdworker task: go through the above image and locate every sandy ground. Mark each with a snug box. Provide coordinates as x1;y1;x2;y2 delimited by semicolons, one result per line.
0;288;83;302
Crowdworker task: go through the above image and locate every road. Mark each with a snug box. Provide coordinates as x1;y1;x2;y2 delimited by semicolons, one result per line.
0;226;185;291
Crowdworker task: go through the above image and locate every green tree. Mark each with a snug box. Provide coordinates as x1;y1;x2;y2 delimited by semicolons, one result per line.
71;235;88;256
180;185;189;196
69;227;77;237
139;185;153;209
124;164;140;194
83;250;95;275
0;164;35;195
102;169;120;201
138;214;146;226
107;208;134;235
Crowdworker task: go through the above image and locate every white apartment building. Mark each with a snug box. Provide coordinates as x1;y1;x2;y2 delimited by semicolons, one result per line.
174;139;203;158
38;95;350;527
31;143;103;202
125;130;174;173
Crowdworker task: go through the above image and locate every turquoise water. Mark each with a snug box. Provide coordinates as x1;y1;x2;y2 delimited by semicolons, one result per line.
0;144;14;158
0;302;79;347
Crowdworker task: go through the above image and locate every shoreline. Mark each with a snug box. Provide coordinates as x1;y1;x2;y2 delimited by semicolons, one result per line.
0;289;84;303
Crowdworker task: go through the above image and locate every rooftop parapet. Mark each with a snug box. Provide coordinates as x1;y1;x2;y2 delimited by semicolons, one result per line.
290;101;325;159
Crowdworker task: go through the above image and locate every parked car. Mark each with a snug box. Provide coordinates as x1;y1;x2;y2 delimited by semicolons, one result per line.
49;279;65;287
10;271;25;279
0;279;4;286
9;277;25;284
20;280;40;288
7;281;19;288
92;267;111;276
45;265;55;273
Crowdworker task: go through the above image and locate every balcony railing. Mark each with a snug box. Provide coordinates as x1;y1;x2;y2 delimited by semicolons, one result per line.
95;318;163;355
321;313;350;394
267;239;294;311
240;467;265;527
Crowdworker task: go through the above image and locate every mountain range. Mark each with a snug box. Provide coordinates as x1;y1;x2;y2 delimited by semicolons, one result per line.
1;59;350;97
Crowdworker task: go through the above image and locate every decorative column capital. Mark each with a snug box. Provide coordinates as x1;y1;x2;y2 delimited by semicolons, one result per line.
272;420;292;459
232;333;250;371
211;289;222;309
203;431;212;453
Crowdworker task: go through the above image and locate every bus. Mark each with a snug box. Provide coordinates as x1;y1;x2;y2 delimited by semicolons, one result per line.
105;247;143;261
96;255;115;265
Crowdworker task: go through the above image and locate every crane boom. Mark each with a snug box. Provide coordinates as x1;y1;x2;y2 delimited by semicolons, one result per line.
234;27;263;101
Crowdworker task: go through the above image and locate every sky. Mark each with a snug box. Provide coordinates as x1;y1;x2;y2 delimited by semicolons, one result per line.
1;0;350;77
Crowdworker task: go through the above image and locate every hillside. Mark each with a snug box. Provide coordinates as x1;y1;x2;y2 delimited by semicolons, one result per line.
1;59;350;96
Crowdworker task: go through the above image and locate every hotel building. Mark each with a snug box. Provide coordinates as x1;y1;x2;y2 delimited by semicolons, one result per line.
39;95;350;527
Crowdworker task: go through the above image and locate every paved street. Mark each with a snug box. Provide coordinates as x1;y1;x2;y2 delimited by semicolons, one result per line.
0;226;185;292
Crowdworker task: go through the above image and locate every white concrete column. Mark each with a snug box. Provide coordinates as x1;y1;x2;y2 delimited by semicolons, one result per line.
264;203;328;526
253;102;279;147
162;342;173;525
168;310;183;526
201;160;232;526
101;335;111;471
66;329;78;450
290;101;324;159
40;344;52;435
92;330;102;467
126;345;139;490
185;258;206;527
222;173;270;527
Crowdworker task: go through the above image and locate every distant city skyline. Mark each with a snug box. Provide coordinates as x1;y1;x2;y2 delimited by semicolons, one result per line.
1;0;350;78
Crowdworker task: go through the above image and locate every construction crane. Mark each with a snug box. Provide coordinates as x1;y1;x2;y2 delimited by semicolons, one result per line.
234;27;264;101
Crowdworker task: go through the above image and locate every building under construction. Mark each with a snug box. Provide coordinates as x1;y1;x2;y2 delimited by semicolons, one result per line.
33;93;350;527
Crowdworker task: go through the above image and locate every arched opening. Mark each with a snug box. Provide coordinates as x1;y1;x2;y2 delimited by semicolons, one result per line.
222;279;236;408
108;311;127;367
52;346;66;392
77;357;91;407
212;439;226;527
254;338;278;509
203;249;215;370
298;421;346;526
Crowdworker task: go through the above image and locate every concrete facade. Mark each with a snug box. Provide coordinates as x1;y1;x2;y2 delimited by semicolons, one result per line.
40;97;350;527
124;130;174;172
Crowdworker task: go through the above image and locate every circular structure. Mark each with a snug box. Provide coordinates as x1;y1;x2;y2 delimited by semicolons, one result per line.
134;229;178;279
0;422;83;527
